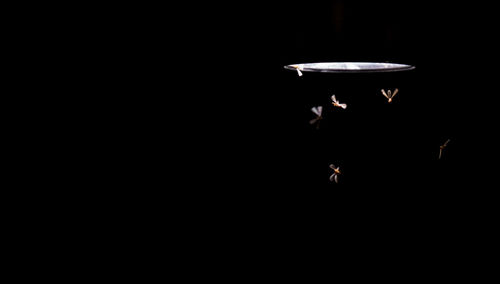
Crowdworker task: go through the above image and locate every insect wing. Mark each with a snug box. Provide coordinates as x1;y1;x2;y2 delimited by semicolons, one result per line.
381;89;389;99
391;88;399;98
311;107;321;116
330;174;336;182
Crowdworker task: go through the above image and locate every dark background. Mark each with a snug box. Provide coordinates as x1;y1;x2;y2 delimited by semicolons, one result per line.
10;2;497;277
95;2;497;224
146;1;499;209
70;2;494;192
147;2;497;246
177;1;498;269
34;1;497;275
192;2;494;189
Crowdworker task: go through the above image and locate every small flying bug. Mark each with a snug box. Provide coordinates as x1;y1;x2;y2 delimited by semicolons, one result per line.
439;139;451;159
381;88;399;103
290;65;303;77
309;106;323;129
329;164;341;183
331;95;347;109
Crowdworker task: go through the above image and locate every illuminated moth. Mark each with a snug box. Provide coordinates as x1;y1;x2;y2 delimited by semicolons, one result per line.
309;106;323;129
329;164;341;183
439;139;451;159
290;65;303;77
331;95;347;109
381;88;399;103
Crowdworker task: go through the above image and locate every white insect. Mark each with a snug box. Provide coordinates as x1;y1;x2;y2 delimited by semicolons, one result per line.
309;106;323;129
331;95;347;109
439;139;451;159
290;65;303;77
381;88;399;103
329;164;341;183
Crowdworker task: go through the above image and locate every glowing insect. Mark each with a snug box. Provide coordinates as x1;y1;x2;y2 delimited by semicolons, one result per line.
290;65;303;77
329;164;341;183
331;95;347;109
381;88;399;103
439;139;451;159
309;106;323;129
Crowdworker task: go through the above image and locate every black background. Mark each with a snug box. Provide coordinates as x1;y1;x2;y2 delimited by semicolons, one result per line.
29;0;498;276
131;2;498;259
144;2;499;214
67;2;495;190
185;2;498;271
10;1;499;278
183;2;495;189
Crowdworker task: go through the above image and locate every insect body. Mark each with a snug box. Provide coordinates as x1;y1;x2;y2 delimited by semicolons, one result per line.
381;88;399;103
331;95;347;109
329;164;341;183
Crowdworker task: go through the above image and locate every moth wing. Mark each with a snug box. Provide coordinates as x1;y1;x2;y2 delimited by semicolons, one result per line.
331;95;337;102
381;89;389;99
444;139;451;146
317;106;323;115
311;107;320;116
391;88;399;98
339;103;347;109
334;175;339;183
329;164;336;170
330;174;336;182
